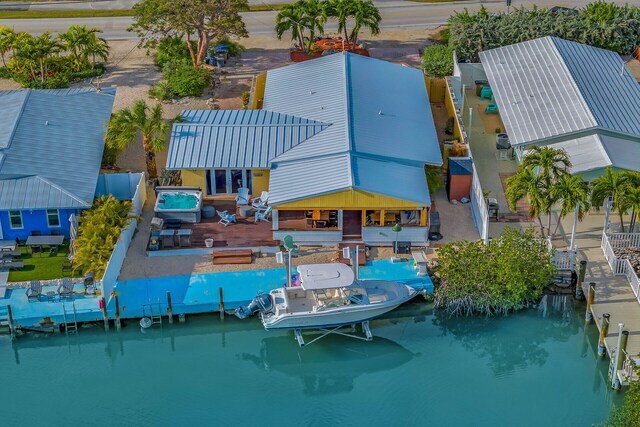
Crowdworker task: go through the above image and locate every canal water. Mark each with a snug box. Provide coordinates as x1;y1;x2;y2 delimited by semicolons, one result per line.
0;296;622;427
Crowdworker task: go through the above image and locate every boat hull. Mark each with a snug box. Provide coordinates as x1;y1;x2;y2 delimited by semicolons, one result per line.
261;284;417;331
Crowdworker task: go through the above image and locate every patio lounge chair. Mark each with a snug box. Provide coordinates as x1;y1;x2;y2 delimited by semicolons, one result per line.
84;271;96;295
235;188;250;205
217;210;237;227
58;277;75;300
255;206;272;223
26;280;42;301
2;260;24;270
251;191;269;210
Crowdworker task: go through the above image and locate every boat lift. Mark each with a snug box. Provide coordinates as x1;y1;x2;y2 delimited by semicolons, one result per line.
293;321;373;348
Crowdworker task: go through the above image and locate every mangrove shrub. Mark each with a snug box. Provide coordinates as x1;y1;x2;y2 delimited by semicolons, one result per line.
433;227;555;316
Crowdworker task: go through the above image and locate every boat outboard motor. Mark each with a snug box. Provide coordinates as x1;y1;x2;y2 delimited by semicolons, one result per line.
234;294;274;319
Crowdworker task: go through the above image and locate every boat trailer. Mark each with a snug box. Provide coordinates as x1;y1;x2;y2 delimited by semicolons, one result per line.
293;321;373;347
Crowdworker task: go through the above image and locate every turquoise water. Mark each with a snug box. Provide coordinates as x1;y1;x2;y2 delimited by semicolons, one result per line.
158;193;198;210
0;296;622;427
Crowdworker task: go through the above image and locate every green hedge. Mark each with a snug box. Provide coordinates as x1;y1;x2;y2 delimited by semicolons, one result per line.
422;44;454;78
450;3;640;62
163;61;211;97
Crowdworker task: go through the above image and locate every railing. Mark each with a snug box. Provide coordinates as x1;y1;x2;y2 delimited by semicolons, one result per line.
622;258;640;304
601;232;638;275
553;249;577;271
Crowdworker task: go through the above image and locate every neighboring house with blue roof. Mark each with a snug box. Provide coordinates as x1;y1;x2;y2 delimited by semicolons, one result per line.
0;88;115;240
167;52;442;244
479;36;640;180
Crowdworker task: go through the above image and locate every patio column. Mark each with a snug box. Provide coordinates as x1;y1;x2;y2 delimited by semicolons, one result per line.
338;210;343;231
272;209;278;231
421;209;428;227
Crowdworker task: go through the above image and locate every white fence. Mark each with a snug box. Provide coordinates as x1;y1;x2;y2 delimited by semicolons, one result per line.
553;249;577;271
469;163;489;244
601;232;640;275
99;173;146;299
623;258;640;304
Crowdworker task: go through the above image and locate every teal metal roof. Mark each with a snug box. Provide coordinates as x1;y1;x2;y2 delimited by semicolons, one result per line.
166;110;330;169
0;88;115;210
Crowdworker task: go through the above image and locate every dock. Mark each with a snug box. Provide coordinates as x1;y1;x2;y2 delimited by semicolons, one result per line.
0;259;433;332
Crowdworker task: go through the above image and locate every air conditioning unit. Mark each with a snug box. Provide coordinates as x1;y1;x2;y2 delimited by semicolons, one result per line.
496;133;511;149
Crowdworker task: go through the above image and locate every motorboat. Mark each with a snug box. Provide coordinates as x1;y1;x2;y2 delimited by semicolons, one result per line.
235;263;418;345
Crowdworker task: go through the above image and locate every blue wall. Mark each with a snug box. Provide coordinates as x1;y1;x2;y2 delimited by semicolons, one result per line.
0;208;80;240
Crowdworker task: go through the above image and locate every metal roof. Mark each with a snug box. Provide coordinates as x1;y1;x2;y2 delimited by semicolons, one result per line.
166;110;330;169
264;52;441;206
479;37;640;146
448;157;473;176
546;134;640;174
0;88;115;210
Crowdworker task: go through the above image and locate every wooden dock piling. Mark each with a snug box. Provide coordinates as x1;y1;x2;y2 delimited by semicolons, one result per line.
598;313;610;356
101;297;109;331
219;287;225;321
576;260;587;299
114;295;121;331
585;282;595;322
616;330;629;372
167;291;173;324
7;304;15;341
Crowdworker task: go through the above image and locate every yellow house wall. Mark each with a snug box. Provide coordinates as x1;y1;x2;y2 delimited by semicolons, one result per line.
272;189;426;210
181;169;206;189
251;169;269;195
425;76;446;103
252;72;267;110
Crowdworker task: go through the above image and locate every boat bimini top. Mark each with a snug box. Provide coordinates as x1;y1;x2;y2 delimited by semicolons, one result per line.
297;263;355;291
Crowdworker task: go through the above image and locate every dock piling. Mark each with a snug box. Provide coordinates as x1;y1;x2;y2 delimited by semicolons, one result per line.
101;297;109;331
7;304;15;341
219;287;224;321
616;330;629;373
167;291;173;324
585;282;595;322
114;295;121;331
576;260;587;299
611;323;627;389
598;313;610;356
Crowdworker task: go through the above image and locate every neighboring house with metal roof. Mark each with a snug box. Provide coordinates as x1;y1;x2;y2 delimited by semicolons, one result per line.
166;52;442;245
479;36;640;180
0;88;115;240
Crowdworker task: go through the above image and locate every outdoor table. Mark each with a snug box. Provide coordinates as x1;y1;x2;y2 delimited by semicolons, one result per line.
237;205;253;218
177;229;193;247
25;235;65;247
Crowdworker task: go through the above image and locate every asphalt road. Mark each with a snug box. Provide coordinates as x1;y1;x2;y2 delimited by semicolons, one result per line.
1;0;640;40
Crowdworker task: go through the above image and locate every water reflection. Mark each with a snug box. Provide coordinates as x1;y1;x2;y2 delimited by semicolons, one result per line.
432;295;582;377
241;335;416;395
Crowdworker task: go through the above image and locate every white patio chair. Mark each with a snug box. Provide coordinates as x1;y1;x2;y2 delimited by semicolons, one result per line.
235;188;250;205
254;206;272;223
217;210;237;227
251;191;269;210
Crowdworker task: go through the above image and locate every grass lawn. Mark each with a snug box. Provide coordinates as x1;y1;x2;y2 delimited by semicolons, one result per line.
0;4;286;19
8;245;72;283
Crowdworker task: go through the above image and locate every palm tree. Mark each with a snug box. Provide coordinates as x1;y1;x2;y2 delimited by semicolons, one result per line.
349;0;381;47
505;167;547;236
105;100;174;181
14;32;62;83
519;146;571;233
275;2;309;53
0;26;16;67
59;25;109;71
549;174;590;246
326;0;354;48
620;172;640;232
591;167;631;232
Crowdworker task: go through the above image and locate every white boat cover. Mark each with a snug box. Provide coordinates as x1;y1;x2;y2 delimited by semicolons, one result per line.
298;263;355;291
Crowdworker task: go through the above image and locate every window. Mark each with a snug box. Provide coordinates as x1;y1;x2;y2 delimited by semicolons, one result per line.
9;211;23;229
46;209;60;227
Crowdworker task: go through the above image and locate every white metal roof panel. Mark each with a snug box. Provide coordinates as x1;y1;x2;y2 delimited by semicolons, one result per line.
480;37;596;146
166;110;329;169
298;263;355;290
551;135;611;174
0;91;28;149
600;135;640;172
0;176;87;210
0;88;115;209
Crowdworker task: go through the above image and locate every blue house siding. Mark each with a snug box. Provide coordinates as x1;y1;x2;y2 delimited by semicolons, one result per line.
0;208;79;240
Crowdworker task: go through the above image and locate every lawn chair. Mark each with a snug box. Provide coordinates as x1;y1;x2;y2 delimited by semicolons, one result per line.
3;260;24;270
61;261;73;276
255;206;272;223
58;278;75;300
84;271;96;295
235;187;250;205
251;191;269;210
485;101;498;114
217;210;237;227
26;280;42;301
31;245;43;257
282;235;299;253
480;85;493;100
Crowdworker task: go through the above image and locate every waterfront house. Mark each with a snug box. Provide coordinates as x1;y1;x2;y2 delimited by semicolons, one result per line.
166;52;442;245
0;88;115;240
476;37;640;180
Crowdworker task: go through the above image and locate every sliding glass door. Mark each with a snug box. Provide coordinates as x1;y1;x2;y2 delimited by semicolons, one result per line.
206;169;252;195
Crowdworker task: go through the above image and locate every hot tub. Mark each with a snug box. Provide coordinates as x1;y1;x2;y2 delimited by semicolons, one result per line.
154;189;203;223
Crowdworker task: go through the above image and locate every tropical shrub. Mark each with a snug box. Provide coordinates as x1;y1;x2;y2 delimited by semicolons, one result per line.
148;80;174;101
156;36;193;68
449;3;640;62
422;44;454;78
163;61;211;97
73;196;135;278
433;227;555;316
605;374;640;426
